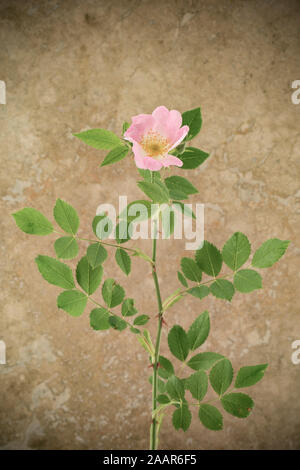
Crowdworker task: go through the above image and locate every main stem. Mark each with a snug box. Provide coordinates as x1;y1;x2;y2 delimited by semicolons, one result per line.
150;216;164;450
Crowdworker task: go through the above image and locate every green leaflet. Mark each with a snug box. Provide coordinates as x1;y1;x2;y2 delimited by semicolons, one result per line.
57;289;87;317
115;248;131;275
109;315;127;331
252;238;290;268
182;107;202;141
168;325;189;361
172;403;192;432
130;327;140;334
210;279;235;301
234;364;268;388
234;269;262;293
73;129;122;150
90;307;111;330
221;392;254;418
156;394;170;404
166;375;185;401
102;278;125;308
178;147;209;169
35;255;75;289
222;232;251;271
138;169;161;182
137;181;170;204
100;145;129;167
13;207;53;236
209;358;233;396
53;199;79;235
187;311;210;351
92;214;113;240
199;404;223;431
185;370;208;401
158;355;175;380
187;352;224;371
180;257;202;282
195;241;222;277
177;271;188;287
121;298;138;317
54;236;79;259
76;256;103;295
187;286;210;300
133;315;150;326
115;219;134;244
87;243;108;268
164;176;198;201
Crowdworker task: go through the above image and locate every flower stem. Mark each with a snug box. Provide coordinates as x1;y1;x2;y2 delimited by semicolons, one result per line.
150;217;164;450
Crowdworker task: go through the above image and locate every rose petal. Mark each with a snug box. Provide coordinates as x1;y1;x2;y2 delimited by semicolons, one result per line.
169;109;182;129
162;110;183;144
131;143;162;170
152;106;170;121
142;157;163;171
124;114;155;144
161;155;183;168
132;142;147;167
169;125;189;150
152;106;185;145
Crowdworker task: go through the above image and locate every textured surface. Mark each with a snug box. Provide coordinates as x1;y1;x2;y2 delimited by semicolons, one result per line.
0;0;299;450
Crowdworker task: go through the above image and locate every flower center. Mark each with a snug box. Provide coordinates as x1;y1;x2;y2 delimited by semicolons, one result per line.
140;130;170;158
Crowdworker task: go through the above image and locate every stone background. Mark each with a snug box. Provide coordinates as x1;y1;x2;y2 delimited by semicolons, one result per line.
0;0;299;450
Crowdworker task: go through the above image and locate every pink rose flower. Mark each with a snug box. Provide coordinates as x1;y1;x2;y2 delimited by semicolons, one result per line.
124;106;189;171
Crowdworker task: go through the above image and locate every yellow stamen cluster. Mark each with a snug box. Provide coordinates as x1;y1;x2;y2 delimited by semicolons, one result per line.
140;130;170;158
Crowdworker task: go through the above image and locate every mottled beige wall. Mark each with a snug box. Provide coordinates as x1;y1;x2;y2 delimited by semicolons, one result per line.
0;0;299;450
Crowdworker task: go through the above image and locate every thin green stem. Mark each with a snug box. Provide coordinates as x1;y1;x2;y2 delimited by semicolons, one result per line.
150;208;164;450
76;236;137;254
